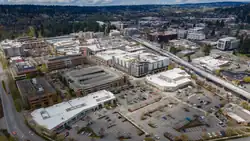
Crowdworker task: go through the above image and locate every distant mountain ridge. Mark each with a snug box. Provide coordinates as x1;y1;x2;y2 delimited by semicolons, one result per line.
0;1;249;7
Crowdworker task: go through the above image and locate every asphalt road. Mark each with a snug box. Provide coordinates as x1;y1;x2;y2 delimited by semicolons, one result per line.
0;66;44;141
132;37;250;100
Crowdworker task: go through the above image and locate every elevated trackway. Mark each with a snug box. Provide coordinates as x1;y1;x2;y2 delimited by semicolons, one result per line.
132;37;250;101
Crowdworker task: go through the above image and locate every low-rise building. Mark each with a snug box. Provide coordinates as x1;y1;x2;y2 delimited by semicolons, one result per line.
11;60;38;80
147;31;177;43
63;66;126;94
113;51;169;77
223;103;250;125
187;32;206;40
16;77;57;109
45;54;86;72
217;37;240;50
192;56;230;72
145;68;192;91
31;90;116;133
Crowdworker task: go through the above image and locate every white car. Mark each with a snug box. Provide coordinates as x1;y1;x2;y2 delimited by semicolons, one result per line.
207;133;212;138
154;135;160;140
212;132;217;137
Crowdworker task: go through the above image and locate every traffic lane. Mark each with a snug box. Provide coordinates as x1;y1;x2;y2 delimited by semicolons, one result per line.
0;84;26;140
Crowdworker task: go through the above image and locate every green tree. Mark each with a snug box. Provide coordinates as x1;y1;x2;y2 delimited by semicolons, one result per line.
202;45;212;56
170;46;180;55
215;69;221;76
243;76;250;83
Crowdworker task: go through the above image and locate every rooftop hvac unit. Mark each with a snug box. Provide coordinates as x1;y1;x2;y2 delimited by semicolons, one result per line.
32;78;37;84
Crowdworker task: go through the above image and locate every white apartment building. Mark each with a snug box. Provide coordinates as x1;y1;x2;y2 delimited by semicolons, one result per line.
217;37;240;50
145;68;192;91
113;51;169;77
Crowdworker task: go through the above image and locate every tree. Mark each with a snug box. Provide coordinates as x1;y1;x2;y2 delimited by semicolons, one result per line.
211;29;215;36
99;128;105;138
215;69;221;76
187;55;191;62
57;95;62;103
220;20;225;28
179;134;188;141
243;76;250;83
170;46;180;55
202;45;212;56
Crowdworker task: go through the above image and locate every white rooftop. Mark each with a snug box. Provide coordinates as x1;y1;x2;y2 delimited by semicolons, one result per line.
218;37;237;42
116;51;167;63
95;49;127;61
192;56;229;71
31;90;115;131
146;68;191;87
227;112;246;123
0;39;23;48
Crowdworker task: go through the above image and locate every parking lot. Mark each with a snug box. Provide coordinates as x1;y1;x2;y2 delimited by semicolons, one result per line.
63;108;145;141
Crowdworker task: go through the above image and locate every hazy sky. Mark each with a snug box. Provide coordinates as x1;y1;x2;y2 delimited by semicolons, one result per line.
1;0;249;5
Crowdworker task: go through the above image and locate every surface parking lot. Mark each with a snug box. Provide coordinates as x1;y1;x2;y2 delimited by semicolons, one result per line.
176;86;225;113
64;109;145;141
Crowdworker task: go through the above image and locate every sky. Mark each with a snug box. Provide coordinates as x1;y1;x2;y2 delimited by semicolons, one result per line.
0;0;248;6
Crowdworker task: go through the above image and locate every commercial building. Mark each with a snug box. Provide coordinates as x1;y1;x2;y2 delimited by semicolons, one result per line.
82;37;130;55
109;30;121;37
11;60;38;80
147;31;177;43
16;77;57;109
31;90;116;133
187;27;206;40
45;54;86;72
145;68;192;91
187;32;206;40
113;51;169;77
223;103;250;125
63;66;126;94
90;49;127;66
217;37;240;50
169;39;199;50
0;40;25;57
53;39;81;55
192;56;230;72
177;29;188;39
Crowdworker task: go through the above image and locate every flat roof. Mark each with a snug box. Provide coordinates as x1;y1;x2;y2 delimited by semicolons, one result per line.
31;90;115;130
224;103;250;122
95;49;127;61
115;51;168;63
193;56;229;69
218;37;238;42
64;66;122;90
16;77;56;97
146;68;191;87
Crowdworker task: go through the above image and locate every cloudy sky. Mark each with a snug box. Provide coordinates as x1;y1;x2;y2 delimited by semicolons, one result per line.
1;0;249;5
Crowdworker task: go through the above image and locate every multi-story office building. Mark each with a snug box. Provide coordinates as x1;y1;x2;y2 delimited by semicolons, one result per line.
217;37;240;50
63;66;126;95
16;77;57;109
45;54;86;72
0;40;25;57
113;51;169;77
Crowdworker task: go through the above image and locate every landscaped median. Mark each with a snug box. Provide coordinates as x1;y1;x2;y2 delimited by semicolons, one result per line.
77;126;100;138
